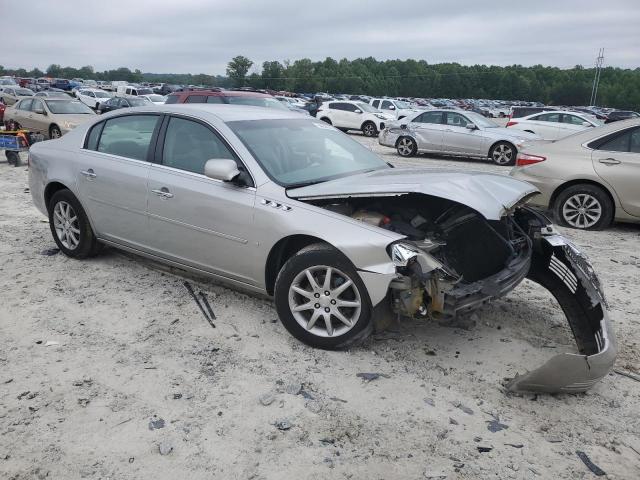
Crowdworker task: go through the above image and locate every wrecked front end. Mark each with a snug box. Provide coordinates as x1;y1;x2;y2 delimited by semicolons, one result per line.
304;194;616;393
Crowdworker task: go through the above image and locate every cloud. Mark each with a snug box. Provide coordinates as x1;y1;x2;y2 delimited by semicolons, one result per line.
5;0;639;74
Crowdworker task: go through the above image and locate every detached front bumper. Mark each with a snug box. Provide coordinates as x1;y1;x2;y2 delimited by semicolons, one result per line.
507;234;617;393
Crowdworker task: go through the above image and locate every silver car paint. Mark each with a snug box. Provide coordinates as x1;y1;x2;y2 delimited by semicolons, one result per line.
288;167;539;221
379;110;539;157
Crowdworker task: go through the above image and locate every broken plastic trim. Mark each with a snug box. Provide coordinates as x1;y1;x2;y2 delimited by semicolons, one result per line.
507;234;616;393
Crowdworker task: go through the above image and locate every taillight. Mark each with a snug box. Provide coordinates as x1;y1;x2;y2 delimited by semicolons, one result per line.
516;153;546;166
506;121;518;127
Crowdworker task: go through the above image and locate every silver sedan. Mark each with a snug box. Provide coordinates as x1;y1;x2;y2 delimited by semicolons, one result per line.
28;104;614;393
379;109;539;165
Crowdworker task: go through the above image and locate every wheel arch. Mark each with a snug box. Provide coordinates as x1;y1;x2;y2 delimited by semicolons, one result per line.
394;134;417;148
44;181;72;212
265;234;331;296
549;179;617;213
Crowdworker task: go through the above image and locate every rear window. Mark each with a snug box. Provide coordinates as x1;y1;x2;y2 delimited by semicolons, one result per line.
185;95;207;103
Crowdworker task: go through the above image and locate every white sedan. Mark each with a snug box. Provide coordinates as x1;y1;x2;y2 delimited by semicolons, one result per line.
76;88;113;110
506;110;603;140
140;94;167;105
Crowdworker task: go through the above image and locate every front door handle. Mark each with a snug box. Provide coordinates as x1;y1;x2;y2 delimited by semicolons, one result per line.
598;158;621;166
151;187;174;199
80;169;96;179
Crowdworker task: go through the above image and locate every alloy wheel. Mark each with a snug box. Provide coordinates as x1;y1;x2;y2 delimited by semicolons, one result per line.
562;193;602;229
363;123;376;137
397;137;415;156
492;144;513;164
288;266;361;338
53;201;80;250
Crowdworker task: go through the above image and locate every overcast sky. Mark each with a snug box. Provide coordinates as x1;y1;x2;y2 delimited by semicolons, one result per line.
5;0;639;74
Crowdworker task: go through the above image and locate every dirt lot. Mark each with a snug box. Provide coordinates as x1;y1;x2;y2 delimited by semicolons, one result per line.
1;138;639;480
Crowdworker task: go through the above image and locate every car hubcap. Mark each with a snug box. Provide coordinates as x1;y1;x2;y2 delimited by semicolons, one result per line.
52;129;61;138
398;138;414;156
492;144;513;164
53;201;80;249
288;266;361;338
562;194;602;228
364;124;375;136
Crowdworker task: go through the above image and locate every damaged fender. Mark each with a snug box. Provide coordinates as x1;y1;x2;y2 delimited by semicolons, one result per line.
507;234;617;393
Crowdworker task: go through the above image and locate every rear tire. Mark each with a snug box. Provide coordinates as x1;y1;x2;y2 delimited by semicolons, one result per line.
48;189;103;258
362;121;377;137
553;184;613;230
489;141;516;166
6;151;20;166
274;243;373;350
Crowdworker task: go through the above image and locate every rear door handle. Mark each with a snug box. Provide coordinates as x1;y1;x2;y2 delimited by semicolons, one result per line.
151;187;174;199
80;169;96;178
598;158;621;165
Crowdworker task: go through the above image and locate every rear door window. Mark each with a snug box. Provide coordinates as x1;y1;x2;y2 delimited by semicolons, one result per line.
413;111;443;124
18;99;33;111
536;113;561;123
206;96;224;104
97;115;160;161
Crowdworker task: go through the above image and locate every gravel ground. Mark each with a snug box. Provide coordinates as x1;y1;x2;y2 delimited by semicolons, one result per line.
0;137;639;479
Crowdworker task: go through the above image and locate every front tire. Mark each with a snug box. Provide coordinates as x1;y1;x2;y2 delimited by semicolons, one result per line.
396;136;417;157
489;141;516;166
362;121;378;137
48;189;102;258
553;184;613;230
274;243;373;350
49;124;62;139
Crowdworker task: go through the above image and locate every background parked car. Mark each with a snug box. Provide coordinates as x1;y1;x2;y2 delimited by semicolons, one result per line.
605;110;640;123
0;87;35;105
51;79;72;91
511;119;640;230
77;88;113;109
4;98;96;138
116;85;154;98
380;109;539;165
165;88;290;112
34;89;70;98
97;96;150;113
316;101;394;136
506;110;602;140
369;98;418;119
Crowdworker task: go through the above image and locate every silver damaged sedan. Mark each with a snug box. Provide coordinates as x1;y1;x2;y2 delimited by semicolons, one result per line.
28;104;615;393
379;109;540;165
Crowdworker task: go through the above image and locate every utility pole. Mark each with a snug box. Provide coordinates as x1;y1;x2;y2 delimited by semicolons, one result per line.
589;48;604;106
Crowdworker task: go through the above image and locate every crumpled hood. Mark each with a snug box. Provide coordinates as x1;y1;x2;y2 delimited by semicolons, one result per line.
287;167;539;220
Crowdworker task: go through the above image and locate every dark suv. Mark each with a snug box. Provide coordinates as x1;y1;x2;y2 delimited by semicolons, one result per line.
165;89;289;112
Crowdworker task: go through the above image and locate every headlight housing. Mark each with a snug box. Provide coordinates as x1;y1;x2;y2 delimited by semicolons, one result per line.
389;242;419;267
374;113;386;120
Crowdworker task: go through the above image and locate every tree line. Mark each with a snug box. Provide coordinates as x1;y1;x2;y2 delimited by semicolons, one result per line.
2;56;639;110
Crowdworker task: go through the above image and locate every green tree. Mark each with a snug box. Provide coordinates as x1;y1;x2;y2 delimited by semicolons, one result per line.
226;55;253;87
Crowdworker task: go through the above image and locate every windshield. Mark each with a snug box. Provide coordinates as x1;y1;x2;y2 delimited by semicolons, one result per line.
228;119;389;187
394;100;411;109
227;96;289;111
94;91;110;98
16;89;34;96
465;111;500;128
45;100;94;114
356;102;377;113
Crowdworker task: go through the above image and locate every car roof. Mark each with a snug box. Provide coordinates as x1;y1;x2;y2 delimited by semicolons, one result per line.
170;89;271;98
102;104;305;122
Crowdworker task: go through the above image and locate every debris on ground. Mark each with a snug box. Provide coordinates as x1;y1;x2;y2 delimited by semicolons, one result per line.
452;402;474;415
576;450;606;476
158;440;174;456
259;393;275;406
477;446;493;453
274;419;292;431
356;372;390;382
183;281;216;329
285;383;302;395
487;417;509;433
40;248;60;256
148;416;166;430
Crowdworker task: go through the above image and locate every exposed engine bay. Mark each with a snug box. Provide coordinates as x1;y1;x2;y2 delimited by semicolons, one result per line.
305;193;616;393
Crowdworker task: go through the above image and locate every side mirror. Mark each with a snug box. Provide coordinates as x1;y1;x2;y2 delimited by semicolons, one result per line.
582;121;591;127
466;122;477;130
354;109;362;114
204;159;240;182
34;108;46;115
388;105;396;110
